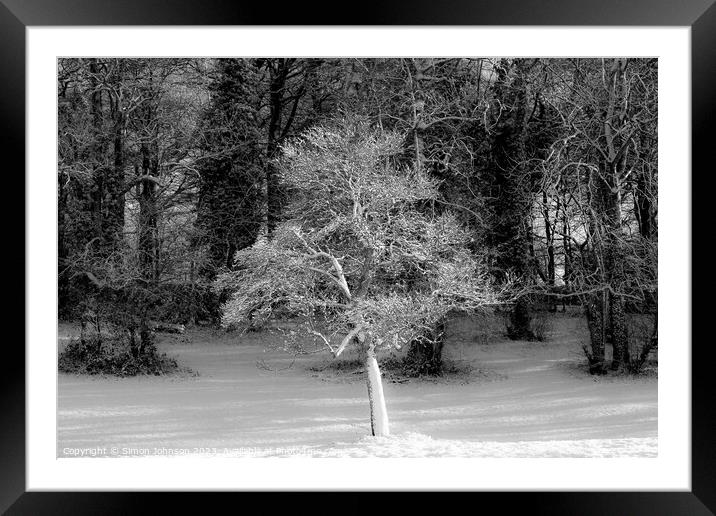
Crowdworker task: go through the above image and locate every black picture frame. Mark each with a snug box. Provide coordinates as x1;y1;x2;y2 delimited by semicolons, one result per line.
4;0;713;513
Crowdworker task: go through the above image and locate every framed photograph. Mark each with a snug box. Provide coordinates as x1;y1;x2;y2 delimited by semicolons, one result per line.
6;0;713;512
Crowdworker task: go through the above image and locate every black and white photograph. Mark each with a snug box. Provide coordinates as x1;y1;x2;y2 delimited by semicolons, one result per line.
56;56;660;459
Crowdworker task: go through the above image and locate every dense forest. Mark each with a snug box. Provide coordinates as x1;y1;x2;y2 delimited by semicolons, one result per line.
58;57;657;406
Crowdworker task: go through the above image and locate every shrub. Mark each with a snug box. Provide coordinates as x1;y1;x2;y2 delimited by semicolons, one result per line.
58;334;187;377
626;314;658;374
530;312;552;342
151;282;221;325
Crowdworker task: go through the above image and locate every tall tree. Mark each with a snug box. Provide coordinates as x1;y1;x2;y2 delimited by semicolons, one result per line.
196;58;344;271
58;58;131;314
260;58;324;233
481;59;558;340
196;59;264;273
217;120;501;435
538;58;658;372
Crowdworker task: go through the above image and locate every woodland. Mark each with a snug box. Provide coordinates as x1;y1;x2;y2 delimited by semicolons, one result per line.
58;58;658;438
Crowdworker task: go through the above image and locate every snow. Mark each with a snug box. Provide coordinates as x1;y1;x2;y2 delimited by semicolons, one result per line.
57;314;657;458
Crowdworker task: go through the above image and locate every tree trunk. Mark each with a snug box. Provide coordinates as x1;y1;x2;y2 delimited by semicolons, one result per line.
635;123;657;241
58;168;71;317
507;297;535;341
584;162;630;373
562;199;572;285
87;59;126;256
487;59;535;339
584;293;607;374
406;339;444;376
581;60;631;373
266;59;289;234
596;160;630;371
405;319;445;376
635;173;655;240
88;58;105;245
365;344;389;437
103;68;126;250
138;143;159;282
542;191;557;312
138;320;153;356
609;289;630;371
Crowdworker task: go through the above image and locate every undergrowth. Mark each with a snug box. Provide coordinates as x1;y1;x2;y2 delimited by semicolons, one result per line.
307;354;476;384
59;335;192;377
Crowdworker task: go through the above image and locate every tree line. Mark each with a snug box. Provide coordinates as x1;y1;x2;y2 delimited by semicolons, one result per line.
58;58;658;377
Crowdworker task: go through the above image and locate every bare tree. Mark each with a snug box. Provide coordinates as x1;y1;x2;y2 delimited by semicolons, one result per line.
216;120;502;435
538;58;658;373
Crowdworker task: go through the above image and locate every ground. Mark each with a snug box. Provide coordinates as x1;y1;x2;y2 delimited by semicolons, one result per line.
57;312;657;458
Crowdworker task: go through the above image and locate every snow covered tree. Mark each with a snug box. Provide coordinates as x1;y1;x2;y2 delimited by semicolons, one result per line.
217;119;501;436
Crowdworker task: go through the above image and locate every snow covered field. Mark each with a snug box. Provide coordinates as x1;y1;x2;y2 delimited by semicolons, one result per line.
57;314;657;458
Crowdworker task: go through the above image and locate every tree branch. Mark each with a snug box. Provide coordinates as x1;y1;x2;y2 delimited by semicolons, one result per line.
334;325;363;358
